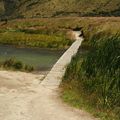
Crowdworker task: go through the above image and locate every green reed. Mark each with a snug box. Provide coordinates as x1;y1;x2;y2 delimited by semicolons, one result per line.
63;35;120;120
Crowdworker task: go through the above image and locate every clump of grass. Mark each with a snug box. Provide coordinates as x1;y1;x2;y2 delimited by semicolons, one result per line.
0;58;34;72
24;65;34;72
62;35;120;120
81;35;120;109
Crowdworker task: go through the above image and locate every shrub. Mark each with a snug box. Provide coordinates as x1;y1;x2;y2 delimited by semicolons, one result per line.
13;61;23;70
1;58;34;72
63;35;120;120
24;65;34;72
81;35;120;107
3;58;15;68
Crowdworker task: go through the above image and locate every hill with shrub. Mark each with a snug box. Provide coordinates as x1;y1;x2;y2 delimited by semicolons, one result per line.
0;0;120;18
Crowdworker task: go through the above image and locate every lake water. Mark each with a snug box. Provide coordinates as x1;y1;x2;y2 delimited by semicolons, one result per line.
0;45;65;71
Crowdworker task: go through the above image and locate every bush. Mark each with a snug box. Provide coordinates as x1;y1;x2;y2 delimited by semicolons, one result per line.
81;35;120;108
3;58;15;68
24;65;34;72
1;58;34;72
13;61;23;70
63;35;120;120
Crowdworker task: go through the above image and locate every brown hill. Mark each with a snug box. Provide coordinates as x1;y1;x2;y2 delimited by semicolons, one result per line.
0;0;120;18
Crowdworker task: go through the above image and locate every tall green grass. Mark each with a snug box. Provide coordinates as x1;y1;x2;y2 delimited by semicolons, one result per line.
0;31;72;49
63;35;120;120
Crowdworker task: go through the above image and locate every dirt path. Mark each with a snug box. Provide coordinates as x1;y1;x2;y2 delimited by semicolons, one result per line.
0;32;97;120
0;71;96;120
0;71;44;120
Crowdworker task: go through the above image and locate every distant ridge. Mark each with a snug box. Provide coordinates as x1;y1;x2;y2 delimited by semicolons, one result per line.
0;0;120;18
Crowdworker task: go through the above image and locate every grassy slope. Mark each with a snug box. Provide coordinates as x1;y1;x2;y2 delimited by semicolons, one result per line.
0;18;75;49
1;0;120;18
59;17;120;120
1;17;120;36
0;17;120;48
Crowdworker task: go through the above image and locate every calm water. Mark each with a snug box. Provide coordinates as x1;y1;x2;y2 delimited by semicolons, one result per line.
0;45;65;71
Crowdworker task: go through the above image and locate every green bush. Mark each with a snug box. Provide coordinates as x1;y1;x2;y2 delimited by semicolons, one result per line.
3;58;15;68
63;35;120;120
0;31;72;49
13;61;23;70
24;65;34;72
1;58;34;72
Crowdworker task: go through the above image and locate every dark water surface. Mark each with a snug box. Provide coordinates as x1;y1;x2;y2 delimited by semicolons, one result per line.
0;45;65;71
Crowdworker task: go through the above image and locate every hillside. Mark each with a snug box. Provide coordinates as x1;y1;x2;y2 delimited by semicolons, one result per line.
0;0;4;16
0;0;120;18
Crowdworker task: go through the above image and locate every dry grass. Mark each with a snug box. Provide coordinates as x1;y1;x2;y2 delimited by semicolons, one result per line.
1;17;120;40
1;0;120;17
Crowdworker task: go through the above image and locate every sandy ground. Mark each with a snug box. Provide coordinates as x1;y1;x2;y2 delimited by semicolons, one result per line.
0;71;45;120
0;71;44;89
0;70;97;120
